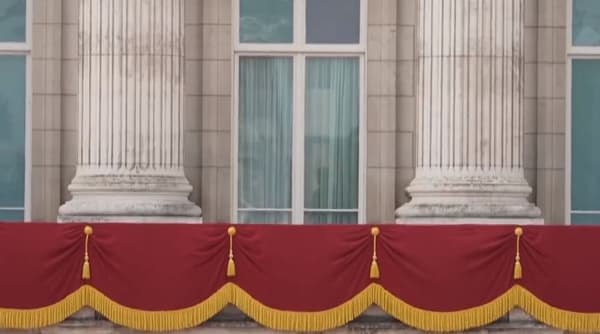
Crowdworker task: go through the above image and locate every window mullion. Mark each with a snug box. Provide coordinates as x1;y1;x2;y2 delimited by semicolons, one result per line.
292;55;305;225
296;0;305;46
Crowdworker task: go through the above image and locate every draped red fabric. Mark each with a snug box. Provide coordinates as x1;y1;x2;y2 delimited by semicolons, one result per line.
519;226;600;313
0;223;599;316
233;225;372;311
0;224;82;309
377;225;515;312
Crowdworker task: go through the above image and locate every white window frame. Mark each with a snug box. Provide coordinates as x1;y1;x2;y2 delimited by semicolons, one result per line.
231;0;367;225
565;0;600;225
0;0;32;221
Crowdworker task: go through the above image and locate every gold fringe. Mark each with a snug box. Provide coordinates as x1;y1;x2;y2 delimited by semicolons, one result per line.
375;284;517;332
3;284;600;332
231;284;376;332
227;227;236;278
370;227;380;279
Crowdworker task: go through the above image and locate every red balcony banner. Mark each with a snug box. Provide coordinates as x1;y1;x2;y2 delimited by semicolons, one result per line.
0;223;599;332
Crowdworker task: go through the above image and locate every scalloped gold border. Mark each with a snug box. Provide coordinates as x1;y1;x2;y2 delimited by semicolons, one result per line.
1;284;600;332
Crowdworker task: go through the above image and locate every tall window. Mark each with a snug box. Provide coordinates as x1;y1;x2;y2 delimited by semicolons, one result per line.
568;0;600;224
0;0;29;222
233;0;366;224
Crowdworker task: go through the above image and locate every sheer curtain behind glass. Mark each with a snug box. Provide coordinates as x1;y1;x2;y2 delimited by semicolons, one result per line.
238;57;293;223
305;58;359;224
0;56;26;221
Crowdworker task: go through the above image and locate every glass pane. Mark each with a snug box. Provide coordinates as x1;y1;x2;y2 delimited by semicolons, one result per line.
306;0;360;44
305;58;359;211
240;0;293;43
571;60;600;223
573;0;600;46
238;57;293;211
238;211;291;224
0;56;26;208
304;212;358;225
0;209;24;222
0;0;26;42
571;213;600;225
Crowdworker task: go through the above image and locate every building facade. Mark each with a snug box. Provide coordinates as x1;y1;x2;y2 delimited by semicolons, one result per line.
1;0;581;227
0;0;596;332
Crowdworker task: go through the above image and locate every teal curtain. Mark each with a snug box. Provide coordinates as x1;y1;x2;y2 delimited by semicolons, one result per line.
238;57;293;224
0;56;26;222
304;58;359;224
571;60;600;225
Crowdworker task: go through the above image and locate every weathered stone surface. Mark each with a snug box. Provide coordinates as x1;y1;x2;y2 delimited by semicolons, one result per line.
396;0;542;223
58;0;201;223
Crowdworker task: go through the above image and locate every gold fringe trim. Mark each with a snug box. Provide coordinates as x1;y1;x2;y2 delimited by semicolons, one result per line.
375;284;516;332
0;287;86;329
231;284;376;332
3;284;600;332
516;285;600;333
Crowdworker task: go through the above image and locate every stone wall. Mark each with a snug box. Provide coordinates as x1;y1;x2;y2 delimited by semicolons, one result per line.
533;0;567;224
31;0;569;221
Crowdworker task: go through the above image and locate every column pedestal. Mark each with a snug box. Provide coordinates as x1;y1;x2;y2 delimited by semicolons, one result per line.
396;0;541;224
59;0;201;223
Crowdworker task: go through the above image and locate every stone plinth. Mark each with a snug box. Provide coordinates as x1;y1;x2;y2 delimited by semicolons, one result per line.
396;0;541;224
59;0;201;222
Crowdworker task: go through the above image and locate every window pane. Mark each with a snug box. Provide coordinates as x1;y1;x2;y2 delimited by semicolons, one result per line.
0;209;24;222
238;57;293;211
571;60;600;224
0;56;26;208
306;0;360;44
240;0;293;43
305;58;359;212
571;213;600;225
304;212;357;225
239;211;291;224
573;0;600;46
0;0;26;42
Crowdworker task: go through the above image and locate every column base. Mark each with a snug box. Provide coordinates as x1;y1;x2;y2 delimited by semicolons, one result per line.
396;216;543;225
395;169;543;224
58;171;202;223
58;215;202;223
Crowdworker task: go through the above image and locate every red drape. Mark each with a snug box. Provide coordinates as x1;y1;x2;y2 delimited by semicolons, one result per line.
0;223;599;332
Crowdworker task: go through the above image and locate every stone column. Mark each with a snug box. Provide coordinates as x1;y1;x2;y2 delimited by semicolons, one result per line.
396;0;541;223
59;0;202;222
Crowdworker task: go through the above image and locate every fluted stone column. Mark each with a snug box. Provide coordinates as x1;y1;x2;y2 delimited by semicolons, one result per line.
59;0;202;222
396;0;541;223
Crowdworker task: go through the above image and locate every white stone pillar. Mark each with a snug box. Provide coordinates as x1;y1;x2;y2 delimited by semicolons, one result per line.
396;0;541;223
59;0;202;222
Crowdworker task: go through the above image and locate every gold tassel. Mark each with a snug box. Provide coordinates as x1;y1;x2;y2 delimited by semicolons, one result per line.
370;227;380;279
227;226;236;278
514;227;523;280
82;226;93;280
